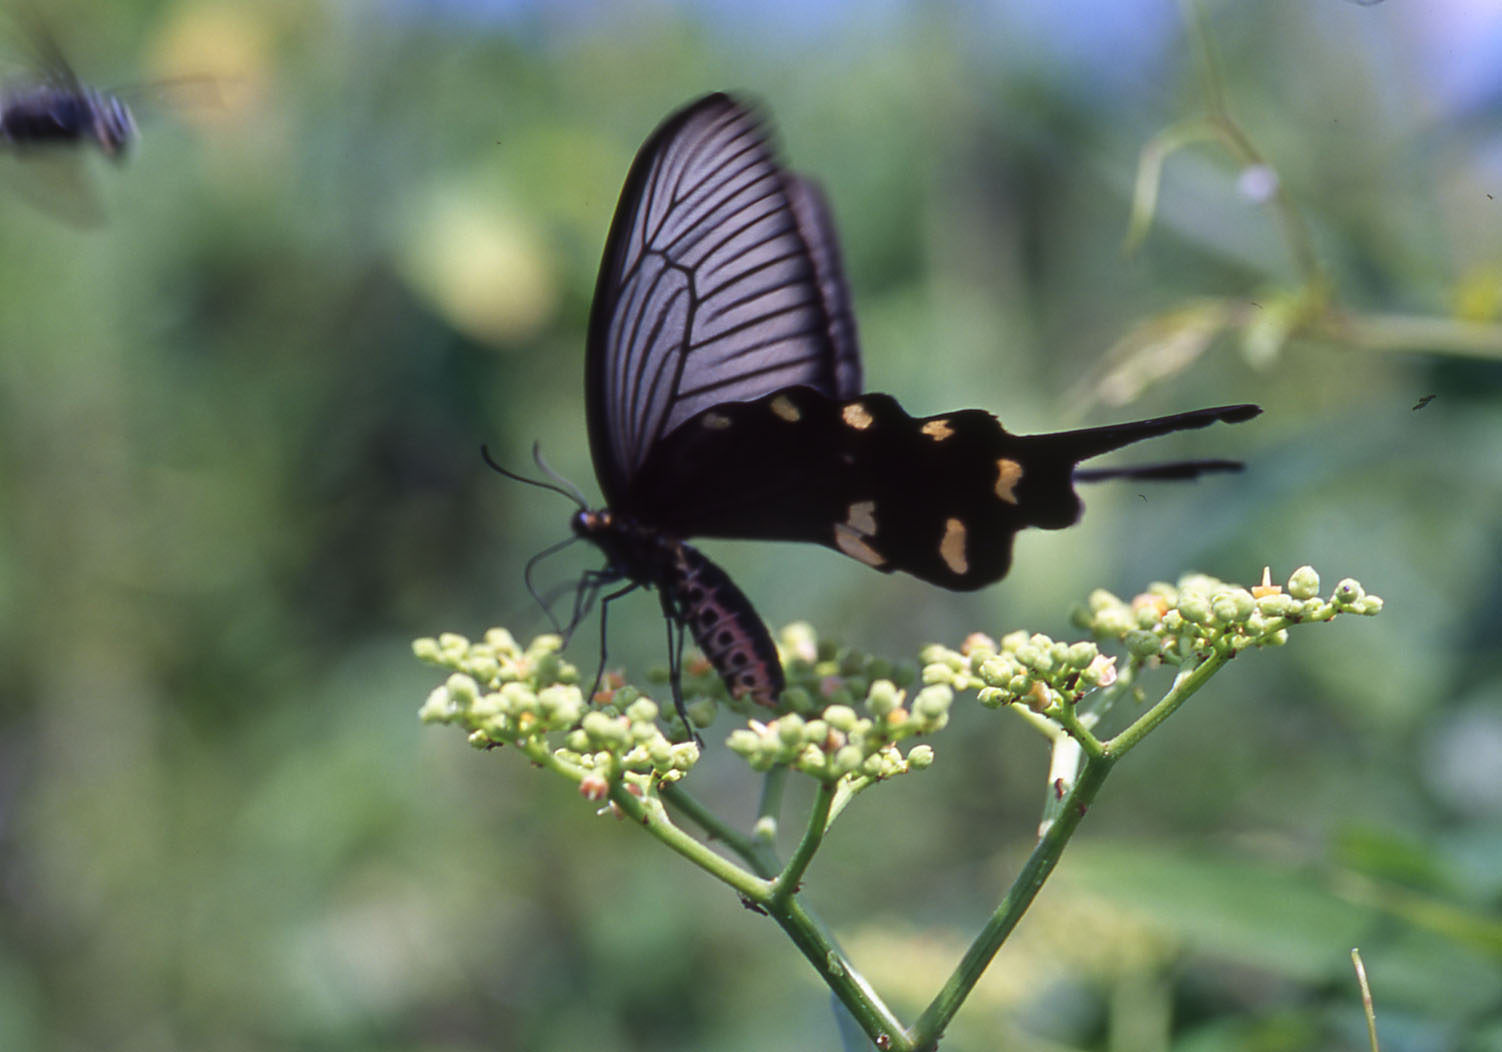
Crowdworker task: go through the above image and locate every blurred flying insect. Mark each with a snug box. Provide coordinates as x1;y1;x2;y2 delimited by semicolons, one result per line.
0;77;136;159
0;19;136;160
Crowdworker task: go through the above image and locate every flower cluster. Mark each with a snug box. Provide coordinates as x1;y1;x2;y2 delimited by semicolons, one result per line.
918;567;1382;717
1072;566;1381;664
921;631;1116;717
725;677;946;783
414;629;700;789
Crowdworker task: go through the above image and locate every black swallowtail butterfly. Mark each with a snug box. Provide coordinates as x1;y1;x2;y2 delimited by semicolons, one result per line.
0;25;134;159
547;93;1258;728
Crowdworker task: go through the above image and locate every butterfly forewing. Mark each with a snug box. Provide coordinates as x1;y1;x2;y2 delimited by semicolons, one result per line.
587;94;859;507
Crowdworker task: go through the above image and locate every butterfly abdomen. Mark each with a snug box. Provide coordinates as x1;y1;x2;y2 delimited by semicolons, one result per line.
666;543;785;708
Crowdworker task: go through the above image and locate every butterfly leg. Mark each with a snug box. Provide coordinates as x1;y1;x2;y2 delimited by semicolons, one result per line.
658;592;704;746
588;580;639;705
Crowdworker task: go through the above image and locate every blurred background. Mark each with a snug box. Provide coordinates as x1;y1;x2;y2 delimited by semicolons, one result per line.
2;0;1500;1049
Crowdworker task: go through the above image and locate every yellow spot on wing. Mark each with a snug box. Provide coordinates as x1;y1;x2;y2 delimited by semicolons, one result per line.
834;525;885;567
994;458;1023;504
842;402;873;430
702;412;732;431
940;518;969;575
770;394;801;422
921;419;954;441
845;500;877;535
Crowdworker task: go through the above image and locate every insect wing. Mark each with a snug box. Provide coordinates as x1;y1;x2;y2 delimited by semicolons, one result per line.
586;93;860;508
628;388;1260;591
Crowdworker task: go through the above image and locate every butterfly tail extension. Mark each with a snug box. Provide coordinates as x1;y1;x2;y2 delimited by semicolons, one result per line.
1006;404;1260;531
1039;404;1261;464
666;542;786;708
1073;458;1247;483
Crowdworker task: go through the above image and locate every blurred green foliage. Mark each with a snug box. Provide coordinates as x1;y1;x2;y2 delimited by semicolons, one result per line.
1;1;1500;1049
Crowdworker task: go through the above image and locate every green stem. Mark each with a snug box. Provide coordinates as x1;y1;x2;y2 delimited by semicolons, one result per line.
771;895;913;1050
910;752;1116;1049
661;783;780;877
1105;645;1227;757
772;780;836;906
610;783;767;898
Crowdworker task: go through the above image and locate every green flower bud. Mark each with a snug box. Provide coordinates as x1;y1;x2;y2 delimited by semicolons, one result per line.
669;742;699;769
796;743;827;773
1287;566;1320;600
648;738;674;768
1333;579;1365;606
774;714;805;745
727;729;760;757
438;632;470;655
823;686;855;709
445;673;480;708
1179;594;1212;624
626;698;659;725
412;637;442;663
683;698;716;728
907;744;935;769
823;705;859;732
978;656;1011;685
1125;630;1162;659
913;686;952;731
1000;630;1030;652
832;745;865;778
976;686;1007;708
565;729;590;752
1088;588;1124;613
919;643;955;666
482;627;519;652
1094;607;1135;637
1065;642;1098;668
581;710;629;746
1256;592;1296;618
418;685;458;723
1355;595;1383;615
1211;588;1256;623
778;686;814;714
537;685;584;725
1134;604;1165;628
866;680;900;716
921;663;955;687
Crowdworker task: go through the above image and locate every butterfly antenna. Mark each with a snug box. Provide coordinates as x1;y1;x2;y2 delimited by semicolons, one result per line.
521;534;584;634
530;443;590;510
480;444;587;509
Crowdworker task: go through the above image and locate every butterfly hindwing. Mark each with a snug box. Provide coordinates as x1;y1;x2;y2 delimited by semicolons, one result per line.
626;386;1259;591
